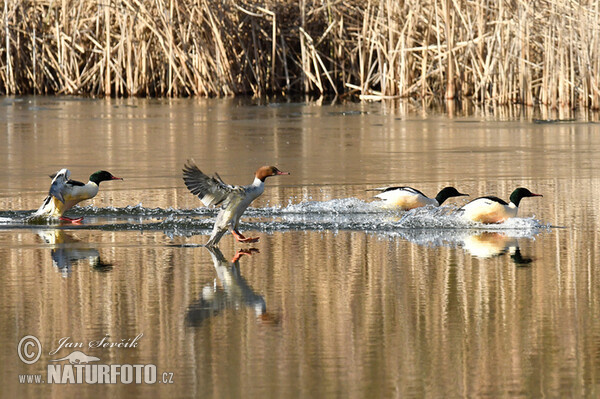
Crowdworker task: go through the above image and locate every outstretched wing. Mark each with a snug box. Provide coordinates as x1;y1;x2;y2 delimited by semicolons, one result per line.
48;169;71;203
182;161;234;207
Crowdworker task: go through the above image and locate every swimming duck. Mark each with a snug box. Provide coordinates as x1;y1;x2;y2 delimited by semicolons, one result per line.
182;161;289;247
33;169;123;223
459;187;542;224
368;186;468;210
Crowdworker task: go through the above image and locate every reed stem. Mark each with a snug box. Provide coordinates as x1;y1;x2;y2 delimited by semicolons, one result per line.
0;0;597;108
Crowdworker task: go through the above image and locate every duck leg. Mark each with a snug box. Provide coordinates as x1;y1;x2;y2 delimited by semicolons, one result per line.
231;229;259;243
59;216;84;224
231;248;260;262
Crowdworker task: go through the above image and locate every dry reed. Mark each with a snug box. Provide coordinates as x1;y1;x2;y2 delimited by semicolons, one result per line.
1;0;599;108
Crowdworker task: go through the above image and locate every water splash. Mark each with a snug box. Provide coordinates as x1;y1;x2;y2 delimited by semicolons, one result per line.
0;198;550;240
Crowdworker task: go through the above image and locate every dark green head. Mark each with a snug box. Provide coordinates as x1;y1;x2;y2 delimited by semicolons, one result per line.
435;186;469;205
89;170;123;185
509;187;542;207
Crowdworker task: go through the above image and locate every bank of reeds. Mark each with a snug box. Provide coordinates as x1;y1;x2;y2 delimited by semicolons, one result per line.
1;0;599;108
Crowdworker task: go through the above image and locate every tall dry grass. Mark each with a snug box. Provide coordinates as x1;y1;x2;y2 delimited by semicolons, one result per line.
1;0;599;108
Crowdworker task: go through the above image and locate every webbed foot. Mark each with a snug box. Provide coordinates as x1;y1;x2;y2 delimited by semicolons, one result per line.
232;230;260;243
59;216;84;224
231;248;260;262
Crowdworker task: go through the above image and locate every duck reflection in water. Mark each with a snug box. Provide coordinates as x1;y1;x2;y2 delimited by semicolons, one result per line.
398;229;534;265
461;232;533;265
186;246;277;327
36;229;112;276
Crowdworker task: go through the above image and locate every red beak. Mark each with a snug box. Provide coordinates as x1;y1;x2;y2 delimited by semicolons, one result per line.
112;176;124;180
276;171;290;175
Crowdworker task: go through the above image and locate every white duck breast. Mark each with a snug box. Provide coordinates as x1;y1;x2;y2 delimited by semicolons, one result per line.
460;197;516;224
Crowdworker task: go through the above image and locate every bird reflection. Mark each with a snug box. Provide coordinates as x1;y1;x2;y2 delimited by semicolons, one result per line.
398;229;534;265
186;246;275;327
461;232;517;258
36;229;112;276
510;247;534;266
461;232;533;264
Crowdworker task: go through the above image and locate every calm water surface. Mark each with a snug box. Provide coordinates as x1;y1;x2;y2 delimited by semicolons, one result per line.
1;97;600;398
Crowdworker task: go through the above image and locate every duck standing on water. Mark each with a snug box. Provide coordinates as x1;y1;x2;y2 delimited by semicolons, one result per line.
459;187;542;224
368;186;468;210
183;160;289;247
32;169;123;223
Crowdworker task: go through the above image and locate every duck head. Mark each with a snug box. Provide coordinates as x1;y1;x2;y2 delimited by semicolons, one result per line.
89;171;123;185
435;186;469;205
509;187;542;207
255;166;290;182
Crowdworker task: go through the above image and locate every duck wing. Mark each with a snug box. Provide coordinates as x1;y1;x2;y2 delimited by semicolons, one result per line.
66;179;85;187
182;161;235;207
367;186;426;196
48;169;71;203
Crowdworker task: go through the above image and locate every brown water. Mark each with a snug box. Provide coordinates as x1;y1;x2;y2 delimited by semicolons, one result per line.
1;96;600;398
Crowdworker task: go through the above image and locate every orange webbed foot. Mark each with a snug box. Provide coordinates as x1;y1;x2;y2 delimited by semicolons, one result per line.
59;216;84;224
231;248;260;262
232;230;260;243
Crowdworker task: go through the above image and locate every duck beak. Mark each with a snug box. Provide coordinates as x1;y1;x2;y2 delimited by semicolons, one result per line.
459;192;469;197
112;176;124;180
531;193;543;197
275;171;290;176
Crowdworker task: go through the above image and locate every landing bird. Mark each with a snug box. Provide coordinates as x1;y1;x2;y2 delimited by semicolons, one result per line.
459;187;542;224
182;160;289;246
33;169;123;223
368;186;468;210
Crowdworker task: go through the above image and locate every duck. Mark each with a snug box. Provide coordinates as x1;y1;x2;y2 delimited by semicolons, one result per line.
32;169;123;223
459;187;542;224
182;160;289;247
368;186;468;210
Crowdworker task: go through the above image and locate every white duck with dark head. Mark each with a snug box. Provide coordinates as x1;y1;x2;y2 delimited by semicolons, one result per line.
33;169;123;223
459;187;543;224
368;186;468;210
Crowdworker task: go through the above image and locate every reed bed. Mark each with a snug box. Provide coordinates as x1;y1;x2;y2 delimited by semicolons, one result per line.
1;0;599;108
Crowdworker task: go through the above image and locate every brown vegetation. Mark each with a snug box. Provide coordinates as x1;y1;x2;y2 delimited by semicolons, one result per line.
1;0;599;108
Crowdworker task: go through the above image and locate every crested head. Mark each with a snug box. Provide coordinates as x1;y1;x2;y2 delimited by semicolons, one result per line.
89;170;123;185
435;186;469;205
255;166;290;182
509;187;542;207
